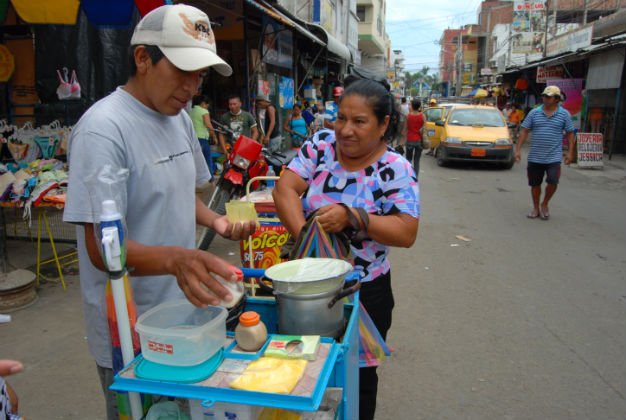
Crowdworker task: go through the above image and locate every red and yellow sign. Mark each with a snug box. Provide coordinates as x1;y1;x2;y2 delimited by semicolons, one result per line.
240;224;290;269
0;44;14;82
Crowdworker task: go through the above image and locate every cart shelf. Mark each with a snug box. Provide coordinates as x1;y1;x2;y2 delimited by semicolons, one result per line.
111;296;360;418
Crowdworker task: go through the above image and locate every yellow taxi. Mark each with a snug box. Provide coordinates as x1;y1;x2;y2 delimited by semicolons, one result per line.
434;105;514;169
423;103;467;149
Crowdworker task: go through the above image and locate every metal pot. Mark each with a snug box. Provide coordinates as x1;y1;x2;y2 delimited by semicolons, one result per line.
262;258;359;338
274;281;360;338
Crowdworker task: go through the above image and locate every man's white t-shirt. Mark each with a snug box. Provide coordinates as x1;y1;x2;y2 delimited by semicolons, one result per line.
63;87;211;368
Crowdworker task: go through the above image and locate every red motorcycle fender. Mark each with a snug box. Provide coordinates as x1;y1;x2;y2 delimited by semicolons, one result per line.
224;169;244;185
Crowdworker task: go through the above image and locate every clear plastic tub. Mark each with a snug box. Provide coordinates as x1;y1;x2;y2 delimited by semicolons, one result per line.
136;300;227;367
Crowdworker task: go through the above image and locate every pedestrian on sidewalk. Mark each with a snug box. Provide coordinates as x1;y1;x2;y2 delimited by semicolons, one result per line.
219;94;259;155
405;98;426;178
190;95;218;175
63;5;256;419
515;85;575;220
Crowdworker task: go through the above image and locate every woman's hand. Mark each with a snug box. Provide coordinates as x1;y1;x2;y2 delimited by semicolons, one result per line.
315;204;352;233
0;360;23;376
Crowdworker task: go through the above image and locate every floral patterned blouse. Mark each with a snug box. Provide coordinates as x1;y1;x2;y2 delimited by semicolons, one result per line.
287;130;420;283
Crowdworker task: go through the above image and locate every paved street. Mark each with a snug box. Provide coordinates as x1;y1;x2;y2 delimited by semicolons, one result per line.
2;146;625;419
378;151;626;419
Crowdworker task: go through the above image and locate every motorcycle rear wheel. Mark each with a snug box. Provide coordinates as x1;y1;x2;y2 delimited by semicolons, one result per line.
197;187;233;250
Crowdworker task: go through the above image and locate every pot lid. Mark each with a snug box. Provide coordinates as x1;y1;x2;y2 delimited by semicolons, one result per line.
265;258;352;284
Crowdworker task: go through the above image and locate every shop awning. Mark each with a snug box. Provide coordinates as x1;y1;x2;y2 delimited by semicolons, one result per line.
245;0;324;46
305;23;351;62
517;35;626;72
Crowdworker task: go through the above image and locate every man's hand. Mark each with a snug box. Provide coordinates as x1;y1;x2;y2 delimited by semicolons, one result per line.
167;249;243;307
263;135;270;145
564;154;574;165
514;150;522;162
315;204;351;233
213;216;257;240
0;360;23;377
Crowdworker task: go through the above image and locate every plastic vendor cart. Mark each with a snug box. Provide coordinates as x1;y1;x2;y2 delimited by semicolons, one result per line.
111;296;360;419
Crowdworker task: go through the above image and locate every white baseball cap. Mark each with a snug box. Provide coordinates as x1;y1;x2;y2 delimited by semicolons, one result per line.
130;4;232;76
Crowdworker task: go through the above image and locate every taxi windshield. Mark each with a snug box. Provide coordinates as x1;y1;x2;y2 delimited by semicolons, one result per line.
448;109;505;127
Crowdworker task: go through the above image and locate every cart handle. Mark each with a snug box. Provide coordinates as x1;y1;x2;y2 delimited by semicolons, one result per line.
240;267;361;282
241;267;266;278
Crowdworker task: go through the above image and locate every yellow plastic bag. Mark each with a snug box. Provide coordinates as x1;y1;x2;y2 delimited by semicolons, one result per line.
229;357;307;394
225;200;258;223
258;407;302;420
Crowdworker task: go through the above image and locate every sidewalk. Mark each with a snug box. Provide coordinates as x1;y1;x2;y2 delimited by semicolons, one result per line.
569;153;626;183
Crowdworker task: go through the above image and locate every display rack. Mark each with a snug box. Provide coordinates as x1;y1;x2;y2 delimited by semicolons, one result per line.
112;296;360;419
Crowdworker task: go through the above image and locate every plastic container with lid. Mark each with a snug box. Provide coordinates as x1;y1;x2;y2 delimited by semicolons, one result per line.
235;311;268;352
135;299;227;367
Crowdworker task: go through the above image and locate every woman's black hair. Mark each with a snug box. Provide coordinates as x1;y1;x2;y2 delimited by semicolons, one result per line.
192;95;210;106
339;79;400;141
411;98;421;111
128;45;164;76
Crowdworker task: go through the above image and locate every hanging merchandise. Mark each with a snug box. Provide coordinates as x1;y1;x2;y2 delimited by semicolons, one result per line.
56;68;81;100
0;44;14;82
81;0;135;28
10;0;80;24
358;302;392;368
0;0;8;23
134;0;168;17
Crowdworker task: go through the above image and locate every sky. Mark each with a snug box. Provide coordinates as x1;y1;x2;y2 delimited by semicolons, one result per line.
385;0;485;76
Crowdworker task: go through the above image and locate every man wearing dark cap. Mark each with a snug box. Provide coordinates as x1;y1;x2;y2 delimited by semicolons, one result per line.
515;85;575;220
63;5;256;418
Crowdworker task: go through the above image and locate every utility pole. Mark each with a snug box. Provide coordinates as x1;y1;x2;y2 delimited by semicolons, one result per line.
456;29;463;97
542;0;550;58
583;0;588;25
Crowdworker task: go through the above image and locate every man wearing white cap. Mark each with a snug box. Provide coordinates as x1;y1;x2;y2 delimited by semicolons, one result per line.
63;5;256;418
515;85;575;220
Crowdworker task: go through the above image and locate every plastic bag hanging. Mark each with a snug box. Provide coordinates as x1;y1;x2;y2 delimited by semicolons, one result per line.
281;209;352;261
56;68;72;100
358;301;393;368
69;69;81;99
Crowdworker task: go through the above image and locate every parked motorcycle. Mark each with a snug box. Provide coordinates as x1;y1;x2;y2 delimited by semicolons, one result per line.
197;120;297;250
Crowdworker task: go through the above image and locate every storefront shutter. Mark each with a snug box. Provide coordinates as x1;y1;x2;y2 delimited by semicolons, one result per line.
586;48;625;90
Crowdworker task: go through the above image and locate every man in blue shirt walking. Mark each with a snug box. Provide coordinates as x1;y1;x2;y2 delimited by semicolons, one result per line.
515;86;575;220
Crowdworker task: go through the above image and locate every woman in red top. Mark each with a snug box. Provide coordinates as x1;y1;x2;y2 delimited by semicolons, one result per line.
406;98;425;178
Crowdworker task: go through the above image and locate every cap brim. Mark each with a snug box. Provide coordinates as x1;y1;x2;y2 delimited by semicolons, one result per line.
160;46;233;76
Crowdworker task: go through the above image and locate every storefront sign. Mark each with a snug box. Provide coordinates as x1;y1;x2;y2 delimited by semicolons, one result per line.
512;1;547;54
547;78;583;129
546;27;592;56
314;0;334;32
576;133;603;168
262;17;293;69
536;66;563;83
240;224;290;269
278;76;294;109
258;79;270;97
